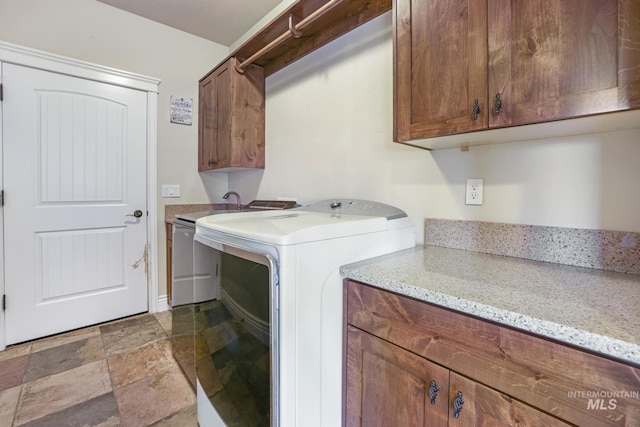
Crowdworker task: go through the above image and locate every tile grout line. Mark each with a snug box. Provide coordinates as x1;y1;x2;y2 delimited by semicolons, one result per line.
3;313;198;427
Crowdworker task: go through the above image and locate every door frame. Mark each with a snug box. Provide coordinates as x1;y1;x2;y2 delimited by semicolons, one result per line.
0;41;161;350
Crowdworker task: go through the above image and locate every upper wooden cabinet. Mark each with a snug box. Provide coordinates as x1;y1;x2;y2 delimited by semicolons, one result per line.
196;0;393;172
394;0;640;143
198;57;265;171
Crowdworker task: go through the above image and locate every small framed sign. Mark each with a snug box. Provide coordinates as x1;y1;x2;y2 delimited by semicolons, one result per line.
170;96;193;125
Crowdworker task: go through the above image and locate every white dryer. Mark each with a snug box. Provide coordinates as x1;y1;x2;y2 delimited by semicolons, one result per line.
194;199;415;427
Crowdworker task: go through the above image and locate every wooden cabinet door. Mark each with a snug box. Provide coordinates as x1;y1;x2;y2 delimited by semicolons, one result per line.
344;325;449;427
394;0;640;143
198;59;233;170
449;372;571;427
198;57;265;171
488;0;640;127
394;0;489;141
198;71;216;171
212;61;233;169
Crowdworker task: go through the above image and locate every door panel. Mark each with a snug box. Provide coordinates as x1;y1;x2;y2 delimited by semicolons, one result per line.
489;0;621;127
2;63;148;344
198;74;215;171
38;91;125;202
37;228;125;300
345;325;449;427
214;62;231;168
394;0;488;140
449;372;571;426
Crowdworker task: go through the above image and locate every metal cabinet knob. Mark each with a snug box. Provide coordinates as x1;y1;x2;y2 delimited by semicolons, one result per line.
493;93;502;116
453;391;465;418
472;98;481;120
429;380;440;405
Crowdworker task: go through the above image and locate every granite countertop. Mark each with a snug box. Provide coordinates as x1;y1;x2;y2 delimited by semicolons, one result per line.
340;245;640;367
164;203;237;224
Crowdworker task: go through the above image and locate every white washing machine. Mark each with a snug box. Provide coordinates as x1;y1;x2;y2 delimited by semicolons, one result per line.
193;199;415;427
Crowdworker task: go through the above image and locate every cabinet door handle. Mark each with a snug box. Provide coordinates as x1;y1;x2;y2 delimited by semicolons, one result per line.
493;93;502;116
429;380;440;404
472;99;481;120
453;391;465;418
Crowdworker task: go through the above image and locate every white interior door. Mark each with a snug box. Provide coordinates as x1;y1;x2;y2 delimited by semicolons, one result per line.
2;63;148;344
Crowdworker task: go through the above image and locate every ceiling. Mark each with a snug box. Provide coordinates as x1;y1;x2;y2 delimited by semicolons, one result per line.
97;0;283;46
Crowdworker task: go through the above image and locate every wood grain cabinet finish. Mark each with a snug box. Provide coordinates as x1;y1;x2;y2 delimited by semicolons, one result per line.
343;279;640;426
345;326;450;427
198;57;265;171
394;0;489;140
394;0;640;142
346;326;570;426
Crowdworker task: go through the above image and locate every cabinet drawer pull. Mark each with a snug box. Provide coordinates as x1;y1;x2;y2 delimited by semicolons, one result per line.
472;99;481;120
453;391;465;418
429;380;440;405
493;93;502;116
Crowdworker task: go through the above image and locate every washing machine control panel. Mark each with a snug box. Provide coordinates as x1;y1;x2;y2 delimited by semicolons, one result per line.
302;199;407;220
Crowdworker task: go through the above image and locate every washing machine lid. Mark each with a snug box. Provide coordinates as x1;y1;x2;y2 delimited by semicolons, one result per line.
195;199;411;246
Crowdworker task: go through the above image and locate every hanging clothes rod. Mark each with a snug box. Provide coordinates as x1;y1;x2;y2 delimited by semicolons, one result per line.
235;0;343;73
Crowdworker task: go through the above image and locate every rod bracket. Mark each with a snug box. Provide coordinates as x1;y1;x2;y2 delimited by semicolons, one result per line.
289;14;303;38
234;58;246;74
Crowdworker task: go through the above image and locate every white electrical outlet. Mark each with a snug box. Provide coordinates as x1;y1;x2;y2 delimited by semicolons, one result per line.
161;184;181;198
465;179;483;205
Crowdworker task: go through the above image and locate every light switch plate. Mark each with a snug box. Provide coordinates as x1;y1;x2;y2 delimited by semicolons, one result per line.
465;179;483;205
162;185;181;198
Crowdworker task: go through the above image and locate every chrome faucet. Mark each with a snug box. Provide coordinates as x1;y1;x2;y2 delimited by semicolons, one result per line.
223;191;241;211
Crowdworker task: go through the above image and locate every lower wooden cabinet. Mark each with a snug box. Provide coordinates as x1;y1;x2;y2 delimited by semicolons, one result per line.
346;326;569;426
343;279;640;426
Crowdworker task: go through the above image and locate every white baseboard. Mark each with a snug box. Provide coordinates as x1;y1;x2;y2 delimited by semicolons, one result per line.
157;295;170;312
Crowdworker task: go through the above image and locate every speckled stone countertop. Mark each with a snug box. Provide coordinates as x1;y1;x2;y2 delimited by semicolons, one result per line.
340;245;640;366
164;203;237;224
424;219;639;274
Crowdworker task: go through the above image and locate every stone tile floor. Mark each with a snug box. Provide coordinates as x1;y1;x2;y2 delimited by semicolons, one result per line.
0;311;198;426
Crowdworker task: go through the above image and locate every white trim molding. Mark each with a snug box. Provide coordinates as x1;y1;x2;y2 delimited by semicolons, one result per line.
0;41;160;92
146;90;160;313
157;295;171;313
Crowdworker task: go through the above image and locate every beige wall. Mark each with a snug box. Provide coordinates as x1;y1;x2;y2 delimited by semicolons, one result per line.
229;12;640;241
0;0;230;298
2;2;639;299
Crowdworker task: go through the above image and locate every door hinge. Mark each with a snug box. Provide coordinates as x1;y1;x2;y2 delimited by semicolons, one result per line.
0;83;3;101
0;190;4;206
2;295;5;311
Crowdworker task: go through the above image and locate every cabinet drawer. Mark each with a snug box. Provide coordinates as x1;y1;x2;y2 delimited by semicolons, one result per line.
346;280;640;426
